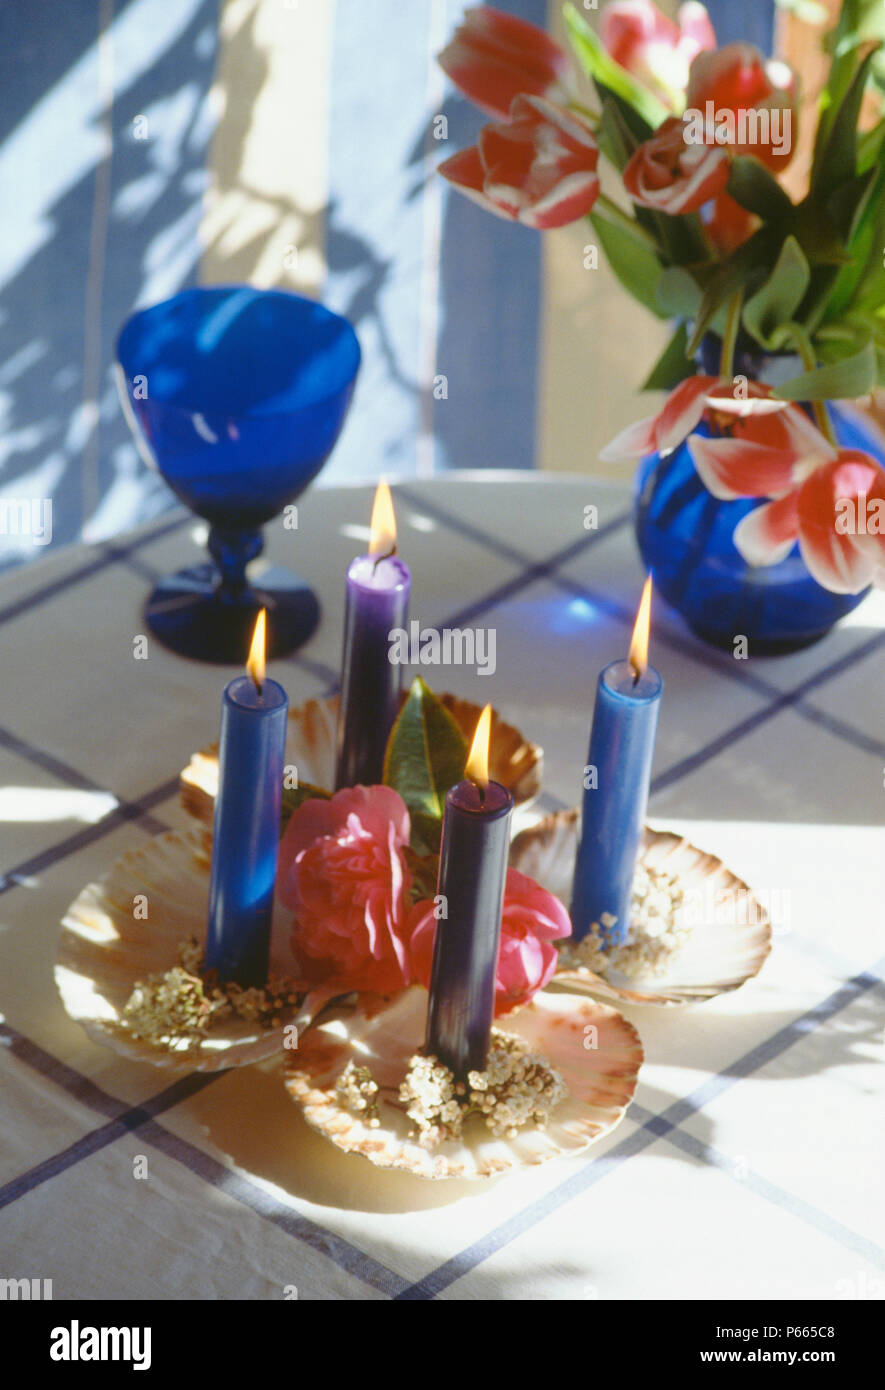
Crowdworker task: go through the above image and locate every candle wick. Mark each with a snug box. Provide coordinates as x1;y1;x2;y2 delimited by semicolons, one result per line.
630;663;641;687
372;544;397;574
477;781;486;807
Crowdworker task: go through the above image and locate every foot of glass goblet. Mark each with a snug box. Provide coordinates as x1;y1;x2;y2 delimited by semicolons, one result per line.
143;527;320;663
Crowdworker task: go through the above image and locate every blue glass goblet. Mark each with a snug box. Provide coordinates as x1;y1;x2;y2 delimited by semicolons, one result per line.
116;285;360;662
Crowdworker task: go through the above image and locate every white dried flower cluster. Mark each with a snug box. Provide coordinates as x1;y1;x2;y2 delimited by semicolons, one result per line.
398;1030;568;1149
335;1063;381;1127
398;1054;465;1147
120;937;303;1049
559;862;688;979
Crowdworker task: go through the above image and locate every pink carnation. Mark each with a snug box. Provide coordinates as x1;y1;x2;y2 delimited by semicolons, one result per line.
407;867;571;1016
277;785;413;994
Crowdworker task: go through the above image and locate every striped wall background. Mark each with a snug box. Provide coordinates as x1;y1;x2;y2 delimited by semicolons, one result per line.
0;0;773;567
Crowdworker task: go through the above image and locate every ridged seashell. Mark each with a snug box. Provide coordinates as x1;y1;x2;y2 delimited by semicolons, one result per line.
180;693;542;824
55;827;329;1069
283;985;643;1180
510;809;771;1007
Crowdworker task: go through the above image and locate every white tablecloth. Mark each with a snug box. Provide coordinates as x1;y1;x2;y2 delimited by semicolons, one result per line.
1;474;883;1300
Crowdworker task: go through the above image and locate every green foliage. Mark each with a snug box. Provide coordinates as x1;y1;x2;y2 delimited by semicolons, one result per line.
774;338;878;400
563;4;669;131
642;321;695;391
590;211;666;318
382;677;467;853
560;0;883;395
743;237;811;348
280;782;331;829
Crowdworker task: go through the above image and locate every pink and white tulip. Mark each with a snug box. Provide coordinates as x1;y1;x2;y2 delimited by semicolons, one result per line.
622;115;729;214
602;1;716;111
731;452;885;594
438;5;570;120
439;95;600;230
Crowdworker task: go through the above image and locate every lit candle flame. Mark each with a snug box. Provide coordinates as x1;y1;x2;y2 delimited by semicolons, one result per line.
628;576;653;681
465;704;492;787
368;480;397;555
246;609;266;692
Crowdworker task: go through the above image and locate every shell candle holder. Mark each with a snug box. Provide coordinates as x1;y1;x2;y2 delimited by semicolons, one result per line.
283;985;644;1180
180;693;542;824
55;827;334;1070
510;810;772;1007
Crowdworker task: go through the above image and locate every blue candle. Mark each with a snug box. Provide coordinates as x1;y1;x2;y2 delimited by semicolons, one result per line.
206;611;288;985
570;578;662;947
425;707;513;1077
336;482;411;788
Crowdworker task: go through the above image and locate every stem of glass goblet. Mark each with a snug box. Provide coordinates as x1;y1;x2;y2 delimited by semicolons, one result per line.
207;525;264;601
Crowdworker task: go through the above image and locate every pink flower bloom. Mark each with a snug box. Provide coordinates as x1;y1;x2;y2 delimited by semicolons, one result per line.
407;867;571;1017
440;95;600;230
601;375;828;473
685;41;797;171
706;189;756;253
602;1;716;111
600;373;721;461
718;451;885;595
277;785;413;994
622;115;729;214
438;5;570;121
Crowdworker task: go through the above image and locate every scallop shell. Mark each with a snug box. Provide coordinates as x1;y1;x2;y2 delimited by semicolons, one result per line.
180;693;542;824
283;985;643;1180
510;809;771;1006
55;826;331;1070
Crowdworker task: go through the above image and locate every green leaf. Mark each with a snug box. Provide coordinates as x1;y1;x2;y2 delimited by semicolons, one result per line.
857;115;885;172
382;677;467;853
596;95;639;172
823;161;885;318
563;3;669;131
642;321;694;391
726;157;795;222
655;267;702;318
811;5;872;183
685;226;780;356
811;46;877;195
403;846;440;905
743;236;811;348
280;782;331;829
590;211;666;318
773;338;877;400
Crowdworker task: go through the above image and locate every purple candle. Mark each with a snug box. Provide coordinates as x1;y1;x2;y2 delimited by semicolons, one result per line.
425;706;513;1077
335;482;410;788
570;577;663;947
206;611;288;985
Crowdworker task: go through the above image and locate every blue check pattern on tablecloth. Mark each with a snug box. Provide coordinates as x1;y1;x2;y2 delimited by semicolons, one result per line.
0;476;882;1301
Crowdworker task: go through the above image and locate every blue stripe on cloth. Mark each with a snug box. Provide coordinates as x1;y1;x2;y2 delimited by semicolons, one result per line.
0;775;178;890
395;961;885;1298
395;482;885;769
627;1101;885;1274
0;1022;408;1297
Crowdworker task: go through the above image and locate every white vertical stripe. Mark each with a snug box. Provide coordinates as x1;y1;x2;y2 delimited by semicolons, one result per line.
416;0;448;480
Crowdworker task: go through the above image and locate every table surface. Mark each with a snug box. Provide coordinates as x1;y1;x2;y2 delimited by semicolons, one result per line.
1;474;883;1302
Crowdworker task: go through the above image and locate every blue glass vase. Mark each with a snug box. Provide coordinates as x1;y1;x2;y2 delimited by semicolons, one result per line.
633;345;880;655
116;286;361;663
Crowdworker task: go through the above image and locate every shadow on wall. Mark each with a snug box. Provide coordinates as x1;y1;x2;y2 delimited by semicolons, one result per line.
0;0;221;571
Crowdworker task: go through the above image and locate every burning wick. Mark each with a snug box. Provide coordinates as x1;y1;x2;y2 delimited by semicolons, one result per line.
465;703;492;804
368;479;397;573
628;576;653;686
246;609;267;698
